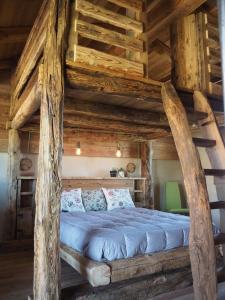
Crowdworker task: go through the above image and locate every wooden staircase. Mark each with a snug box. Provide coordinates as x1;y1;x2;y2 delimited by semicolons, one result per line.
193;91;225;250
162;82;225;299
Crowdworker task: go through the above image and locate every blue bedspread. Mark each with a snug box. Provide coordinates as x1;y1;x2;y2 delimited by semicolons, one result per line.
60;208;192;262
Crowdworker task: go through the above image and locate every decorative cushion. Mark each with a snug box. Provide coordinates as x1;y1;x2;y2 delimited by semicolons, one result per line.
61;188;85;212
82;189;107;211
102;188;135;211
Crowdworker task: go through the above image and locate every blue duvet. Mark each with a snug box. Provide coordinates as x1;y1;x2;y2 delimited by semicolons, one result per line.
60;208;193;262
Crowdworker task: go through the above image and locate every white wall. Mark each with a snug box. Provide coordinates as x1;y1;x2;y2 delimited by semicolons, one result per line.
62;156;141;177
0;153;9;240
20;154;141;178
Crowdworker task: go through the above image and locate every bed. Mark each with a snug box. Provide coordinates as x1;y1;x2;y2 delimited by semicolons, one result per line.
59;178;200;287
60;208;190;262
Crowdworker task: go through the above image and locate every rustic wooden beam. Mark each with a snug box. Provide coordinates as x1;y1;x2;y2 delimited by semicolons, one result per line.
171;13;210;93
75;20;143;52
108;247;190;283
68;45;144;80
162;82;217;300
10;64;40;119
11;65;43;129
107;0;142;12
20;125;169;142
75;0;143;33
146;0;206;43
12;0;48;103
33;0;69;299
64;98;166;126
0;26;30;44
63;114;169;135
11;84;40;129
7;129;20;240
66;66;162;101
146;0;161;14
60;243;111;287
150;39;171;56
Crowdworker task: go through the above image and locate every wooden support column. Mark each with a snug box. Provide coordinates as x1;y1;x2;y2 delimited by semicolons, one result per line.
171;13;210;93
7;129;20;240
162;82;217;300
33;0;69;299
140;142;154;208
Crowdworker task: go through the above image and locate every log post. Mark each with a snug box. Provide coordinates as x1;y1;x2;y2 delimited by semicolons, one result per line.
33;0;69;299
161;82;217;300
7;129;20;240
140;142;154;208
170;13;210;93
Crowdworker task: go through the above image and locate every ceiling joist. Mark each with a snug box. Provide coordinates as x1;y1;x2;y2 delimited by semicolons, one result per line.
145;0;207;43
0;26;30;44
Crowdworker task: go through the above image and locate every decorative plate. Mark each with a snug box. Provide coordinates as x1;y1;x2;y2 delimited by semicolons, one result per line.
126;162;136;174
20;158;32;171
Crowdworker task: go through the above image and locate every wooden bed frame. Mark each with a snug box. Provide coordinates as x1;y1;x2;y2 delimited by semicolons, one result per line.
60;243;190;287
60;177;190;287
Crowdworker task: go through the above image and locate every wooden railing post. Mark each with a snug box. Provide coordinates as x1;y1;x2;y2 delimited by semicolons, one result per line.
33;0;69;299
161;82;217;300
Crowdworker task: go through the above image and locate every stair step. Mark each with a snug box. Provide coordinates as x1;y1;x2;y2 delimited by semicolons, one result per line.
186;110;208;123
193;137;216;148
217;268;225;283
204;169;225;176
214;233;225;245
210;201;225;209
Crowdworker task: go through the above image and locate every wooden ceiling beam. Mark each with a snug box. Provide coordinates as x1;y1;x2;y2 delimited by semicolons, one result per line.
10;81;40;130
64;98;167;126
21;126;168;142
149;39;171;56
146;0;161;14
63;115;169;134
66;66;162;101
12;0;48;102
145;0;207;43
0;26;31;44
29;113;169;135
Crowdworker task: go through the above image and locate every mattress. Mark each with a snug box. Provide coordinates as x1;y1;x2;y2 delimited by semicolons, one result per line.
60;208;193;262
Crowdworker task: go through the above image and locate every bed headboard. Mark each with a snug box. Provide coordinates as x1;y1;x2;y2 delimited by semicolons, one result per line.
62;177;146;207
62;177;134;191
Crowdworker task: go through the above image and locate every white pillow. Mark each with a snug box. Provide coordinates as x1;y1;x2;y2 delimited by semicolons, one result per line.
61;188;85;212
102;188;135;211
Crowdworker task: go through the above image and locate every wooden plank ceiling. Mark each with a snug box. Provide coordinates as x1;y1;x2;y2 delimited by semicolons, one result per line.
0;0;217;78
0;0;219;146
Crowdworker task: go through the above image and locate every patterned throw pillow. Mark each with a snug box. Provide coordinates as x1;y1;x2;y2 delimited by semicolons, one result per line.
102;188;135;211
61;188;85;212
82;189;107;211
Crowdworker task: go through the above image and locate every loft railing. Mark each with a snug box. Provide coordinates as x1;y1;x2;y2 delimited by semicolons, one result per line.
66;0;148;80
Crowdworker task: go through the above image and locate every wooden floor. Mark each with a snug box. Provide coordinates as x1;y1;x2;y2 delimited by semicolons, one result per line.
0;249;86;300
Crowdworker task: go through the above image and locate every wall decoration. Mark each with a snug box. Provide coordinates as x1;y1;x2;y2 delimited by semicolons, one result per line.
20;158;33;172
126;162;136;176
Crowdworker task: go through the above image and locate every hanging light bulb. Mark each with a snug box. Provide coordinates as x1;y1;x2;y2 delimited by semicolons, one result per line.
76;141;81;155
116;143;122;157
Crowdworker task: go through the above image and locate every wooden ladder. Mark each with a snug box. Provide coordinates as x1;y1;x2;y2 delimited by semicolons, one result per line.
192;91;225;286
193;91;225;250
161;82;225;300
